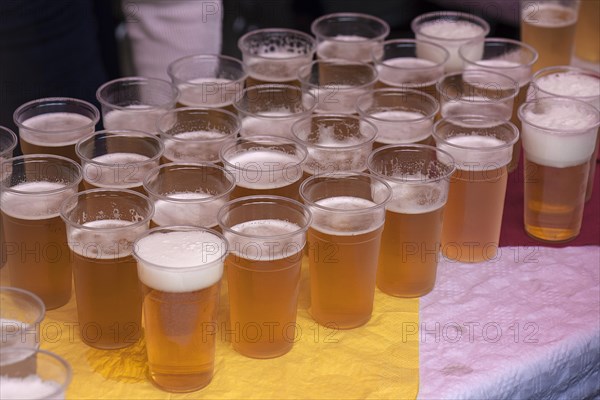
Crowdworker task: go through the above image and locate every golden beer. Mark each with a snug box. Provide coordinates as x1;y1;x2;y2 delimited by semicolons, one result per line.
574;0;600;62
218;196;311;358
434;119;518;262
134;228;227;392
0;127;18;268
521;2;578;72
1;156;81;309
519;98;599;241
61;189;153;349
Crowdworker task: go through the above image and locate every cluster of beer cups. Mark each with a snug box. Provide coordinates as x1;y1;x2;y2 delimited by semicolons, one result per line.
1;7;599;395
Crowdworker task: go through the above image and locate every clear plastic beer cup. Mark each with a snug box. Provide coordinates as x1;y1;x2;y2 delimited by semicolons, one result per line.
157;107;240;164
0;287;45;351
97;77;179;133
60;188;154;349
217;195;312;358
0;155;81;309
0;348;71;400
518;97;599;242
167;54;247;111
368;145;455;297
300;173;391;328
143;162;236;228
13;97;99;161
133;226;228;392
433;117;519;262
238;29;316;87
0;127;18;268
311;12;390;63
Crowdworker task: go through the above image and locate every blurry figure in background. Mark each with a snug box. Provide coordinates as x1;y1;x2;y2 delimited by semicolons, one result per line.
0;0;222;151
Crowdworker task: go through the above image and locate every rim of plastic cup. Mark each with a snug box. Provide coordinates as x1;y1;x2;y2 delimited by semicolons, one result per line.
217;195;313;239
60;187;155;231
13;97;100;135
291;114;378;150
411;11;491;42
436;69;520;102
143;162;236;203
299;171;392;214
0;126;18;157
373;38;450;69
356;88;440;123
368;143;457;184
0;347;72;396
433;116;520;149
237;28;317;60
220;135;309;173
133;225;229;271
0;286;46;327
167;54;248;85
459;37;539;69
75;129;164;167
0;154;82;194
531;65;600;105
297;58;379;90
96;76;180;110
311;12;390;42
518;97;600;135
156;106;241;140
233;84;317;118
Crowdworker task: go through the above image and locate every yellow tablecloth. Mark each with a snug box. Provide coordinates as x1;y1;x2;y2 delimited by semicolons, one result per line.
1;260;419;399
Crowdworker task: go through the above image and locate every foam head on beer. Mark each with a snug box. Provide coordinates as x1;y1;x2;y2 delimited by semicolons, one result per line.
533;66;600;110
134;228;227;293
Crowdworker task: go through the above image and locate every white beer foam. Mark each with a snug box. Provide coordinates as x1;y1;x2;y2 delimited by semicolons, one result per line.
225;219;304;261
317;35;380;63
535;73;600;109
309;85;372;114
386;174;448;214
523;4;577;27
377;57;441;87
437;135;512;170
224;150;302;189
466;60;531;87
310;196;384;236
152;192;224;227
67;219;147;259
135;230;225;293
178;77;241;108
521;102;599;167
19;112;95;146
163;130;229;162
0;376;63;400
416;20;485;72
364;110;432;143
241;112;297;138
103;105;166;133
1;182;76;220
83;153;155;189
441;99;513;120
247;55;312;82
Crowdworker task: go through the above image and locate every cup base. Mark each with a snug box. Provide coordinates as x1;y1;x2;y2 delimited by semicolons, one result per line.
377;284;435;299
150;371;213;393
525;225;579;243
232;343;293;359
310;313;371;330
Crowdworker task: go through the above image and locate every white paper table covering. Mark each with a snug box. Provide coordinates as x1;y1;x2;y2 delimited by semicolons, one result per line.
419;246;600;399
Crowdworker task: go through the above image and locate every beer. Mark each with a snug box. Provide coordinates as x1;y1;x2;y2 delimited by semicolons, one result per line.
151;193;225;228
1;182;77;309
224;219;304;358
240;113;299;138
306;196;385;328
162;130;232;163
0;127;18;268
367;110;433;146
102;106;166;134
521;3;578;72
67;219;145;349
316;36;379;63
308;85;372;114
135;229;226;392
177;77;241;111
574;0;600;62
412;12;489;72
223;150;303;200
437;135;513;262
18;112;95;161
519;98;599;241
245;56;309;88
82;153;155;192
